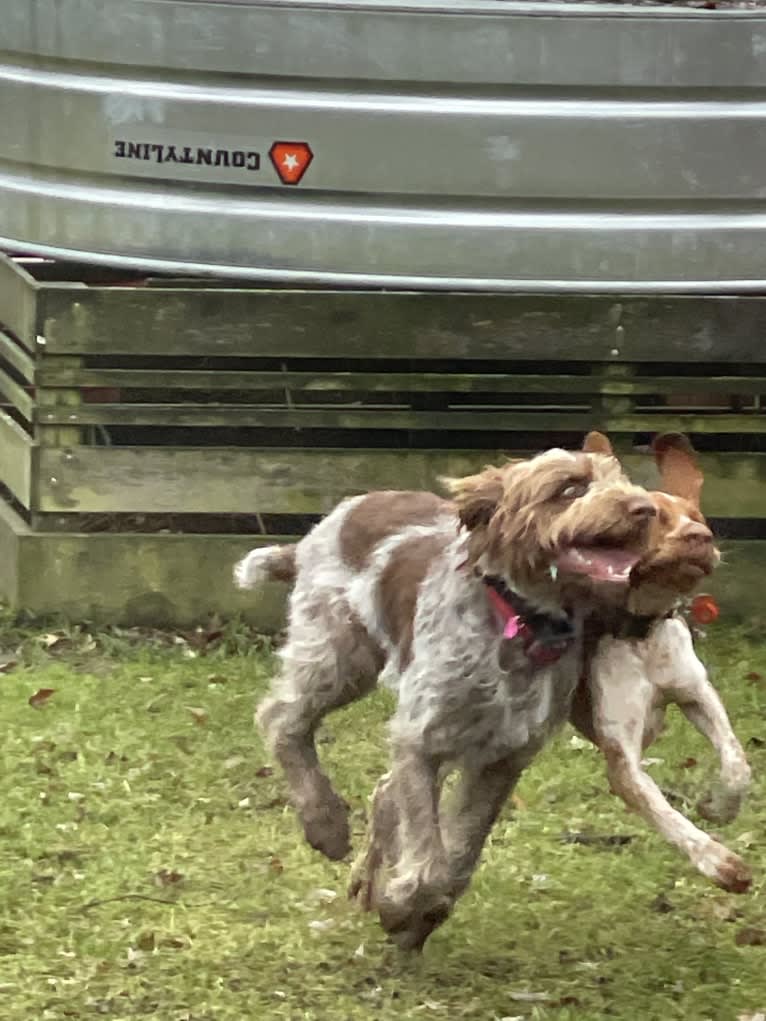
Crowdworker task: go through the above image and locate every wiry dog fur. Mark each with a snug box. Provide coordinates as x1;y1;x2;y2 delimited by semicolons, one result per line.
571;432;752;893
236;447;655;949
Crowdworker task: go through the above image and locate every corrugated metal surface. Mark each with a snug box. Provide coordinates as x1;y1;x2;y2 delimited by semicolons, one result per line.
3;0;766;289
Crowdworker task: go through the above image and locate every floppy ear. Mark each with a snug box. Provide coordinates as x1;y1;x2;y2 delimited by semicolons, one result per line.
652;432;704;507
582;431;614;456
441;466;505;530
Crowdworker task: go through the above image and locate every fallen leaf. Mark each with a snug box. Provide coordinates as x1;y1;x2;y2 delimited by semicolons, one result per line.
747;737;765;749
0;659;17;674
562;832;634;847
650;893;675;914
312;887;338;903
29;688;55;708
40;633;66;650
746;671;763;683
154;869;184;887
255;766;274;779
678;757;698;769
736;927;766;947
206;674;227;685
237;797;251;809
308;918;334;933
269;856;284;875
161;937;188;950
185;706;208;726
568;735;590;750
136;931;156;951
511;793;527;810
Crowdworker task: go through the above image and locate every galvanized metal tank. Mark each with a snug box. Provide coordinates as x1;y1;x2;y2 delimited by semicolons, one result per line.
4;0;766;290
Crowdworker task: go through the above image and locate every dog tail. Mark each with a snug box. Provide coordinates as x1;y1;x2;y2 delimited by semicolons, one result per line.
234;544;297;589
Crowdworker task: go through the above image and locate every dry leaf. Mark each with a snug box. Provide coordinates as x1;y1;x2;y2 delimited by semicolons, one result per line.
185;706;208;726
154;869;184;886
40;633;65;649
269;856;284;875
736;927;766;947
678;757;698;769
0;659;17;674
29;688;55;708
255;766;274;779
745;671;763;683
206;674;227;685
136;931;156;951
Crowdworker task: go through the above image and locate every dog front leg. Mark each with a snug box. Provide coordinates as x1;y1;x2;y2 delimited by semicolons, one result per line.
656;622;751;824
369;745;453;952
592;641;751;893
441;756;522;898
678;687;751;824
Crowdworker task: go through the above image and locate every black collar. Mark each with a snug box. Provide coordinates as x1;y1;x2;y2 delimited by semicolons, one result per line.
481;574;577;666
606;608;675;641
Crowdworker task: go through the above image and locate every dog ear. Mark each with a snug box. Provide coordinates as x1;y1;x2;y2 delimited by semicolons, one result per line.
582;431;614;456
652;432;703;507
442;466;505;530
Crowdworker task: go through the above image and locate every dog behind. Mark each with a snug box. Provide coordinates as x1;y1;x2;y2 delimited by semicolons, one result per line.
571;432;751;892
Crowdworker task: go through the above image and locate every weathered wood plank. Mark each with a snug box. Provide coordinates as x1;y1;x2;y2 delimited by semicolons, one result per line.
0;491;763;626
0;254;39;351
34;446;766;518
0;412;33;509
0;368;34;421
33;365;766;397
34;404;766;433
38;288;766;363
0;497;287;627
0;329;36;383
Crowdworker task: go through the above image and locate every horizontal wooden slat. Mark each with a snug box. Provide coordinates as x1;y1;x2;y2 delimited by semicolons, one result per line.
33;404;766;433
0;329;36;383
0;490;762;625
0;254;38;351
0;412;33;509
34;446;766;518
38;288;766;363
0;368;34;421
0;499;287;628
33;365;766;396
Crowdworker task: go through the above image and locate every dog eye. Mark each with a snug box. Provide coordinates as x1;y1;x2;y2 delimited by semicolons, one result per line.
560;482;589;500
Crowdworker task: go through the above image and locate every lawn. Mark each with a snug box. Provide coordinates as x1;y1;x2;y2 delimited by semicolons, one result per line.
0;614;764;1021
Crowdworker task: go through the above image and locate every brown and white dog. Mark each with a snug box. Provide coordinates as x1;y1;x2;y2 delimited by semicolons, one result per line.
571;432;752;893
235;447;655;949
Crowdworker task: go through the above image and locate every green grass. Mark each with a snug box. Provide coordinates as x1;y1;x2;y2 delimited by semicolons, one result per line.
0;617;765;1021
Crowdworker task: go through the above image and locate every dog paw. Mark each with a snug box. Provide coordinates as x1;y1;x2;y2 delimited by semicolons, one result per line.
697;841;752;894
300;796;351;861
697;791;743;826
378;893;453;952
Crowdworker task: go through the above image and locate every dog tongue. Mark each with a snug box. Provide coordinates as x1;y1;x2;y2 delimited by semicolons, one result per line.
556;547;641;583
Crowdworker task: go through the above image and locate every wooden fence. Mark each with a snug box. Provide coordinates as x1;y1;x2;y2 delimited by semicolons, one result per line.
0;252;764;625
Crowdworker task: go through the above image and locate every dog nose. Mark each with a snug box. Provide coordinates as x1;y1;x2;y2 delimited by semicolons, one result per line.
685;520;713;543
626;495;656;521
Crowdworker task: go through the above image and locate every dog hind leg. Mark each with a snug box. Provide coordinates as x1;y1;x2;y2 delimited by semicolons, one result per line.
257;597;383;861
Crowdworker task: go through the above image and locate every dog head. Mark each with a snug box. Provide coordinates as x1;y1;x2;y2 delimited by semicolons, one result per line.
584;431;720;594
444;446;655;601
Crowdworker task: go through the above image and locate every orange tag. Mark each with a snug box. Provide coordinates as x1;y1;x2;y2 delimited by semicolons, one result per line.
690;593;719;625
